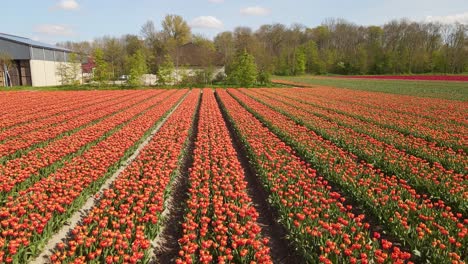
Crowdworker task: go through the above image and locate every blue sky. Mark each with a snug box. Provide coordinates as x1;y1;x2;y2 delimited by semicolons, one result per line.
1;0;467;44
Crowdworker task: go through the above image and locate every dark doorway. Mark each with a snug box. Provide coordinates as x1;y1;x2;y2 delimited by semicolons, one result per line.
6;60;31;86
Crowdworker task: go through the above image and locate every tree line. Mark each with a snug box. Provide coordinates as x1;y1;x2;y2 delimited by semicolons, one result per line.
59;15;467;86
216;18;467;76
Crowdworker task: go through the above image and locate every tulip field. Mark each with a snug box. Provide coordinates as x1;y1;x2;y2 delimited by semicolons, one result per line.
344;75;468;82
0;87;466;263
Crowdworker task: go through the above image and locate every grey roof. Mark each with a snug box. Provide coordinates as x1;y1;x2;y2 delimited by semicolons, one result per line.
0;33;71;52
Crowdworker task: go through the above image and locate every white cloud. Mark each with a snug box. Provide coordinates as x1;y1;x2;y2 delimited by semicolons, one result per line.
208;0;224;3
54;0;79;11
190;16;224;29
240;6;271;16
425;12;468;24
34;24;75;36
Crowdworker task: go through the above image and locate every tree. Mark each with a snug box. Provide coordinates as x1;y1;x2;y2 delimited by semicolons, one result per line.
366;26;384;74
294;49;306;75
127;49;148;86
233;27;255;53
56;53;81;85
123;34;145;57
257;70;271;86
356;46;368;74
161;15;191;79
302;41;326;74
255;24;286;72
228;50;258;87
101;37;125;79
161;15;191;45
93;48;110;86
141;20;157;43
256;24;287;57
67;53;81;85
140;20;161;73
56;63;68;85
161;15;191;56
443;23;467;73
157;54;175;85
0;53;13;86
214;31;235;65
57;16;468;77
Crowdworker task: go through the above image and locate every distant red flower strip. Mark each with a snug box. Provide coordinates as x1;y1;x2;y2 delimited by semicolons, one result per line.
344;75;468;82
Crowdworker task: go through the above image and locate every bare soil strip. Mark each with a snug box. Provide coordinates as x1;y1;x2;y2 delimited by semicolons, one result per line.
215;91;303;264
31;91;189;264
152;91;202;264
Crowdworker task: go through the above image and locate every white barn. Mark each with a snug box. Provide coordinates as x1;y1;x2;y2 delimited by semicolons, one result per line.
0;33;81;87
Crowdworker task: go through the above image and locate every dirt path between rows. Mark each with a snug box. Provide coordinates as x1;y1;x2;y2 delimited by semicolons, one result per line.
215;90;303;264
151;91;202;264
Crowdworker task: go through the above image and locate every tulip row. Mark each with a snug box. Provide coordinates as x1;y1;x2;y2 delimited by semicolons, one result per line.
227;89;466;263
0;90;187;263
0;91;94;128
277;87;467;151
0;90;163;160
0;90;174;203
257;88;466;173
243;89;467;213
0;91;119;130
0;93;161;170
0;91;134;142
217;89;411;264
302;87;467;126
271;82;466;126
177;90;272;264
50;90;200;264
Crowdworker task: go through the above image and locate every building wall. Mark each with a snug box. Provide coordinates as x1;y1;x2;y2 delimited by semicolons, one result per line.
176;66;225;79
171;66;225;84
30;60;82;87
150;66;225;85
0;39;30;60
